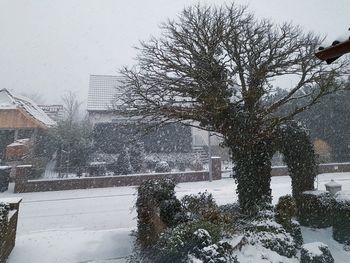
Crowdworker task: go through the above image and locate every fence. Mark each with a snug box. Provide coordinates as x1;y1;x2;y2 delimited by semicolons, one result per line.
14;157;222;193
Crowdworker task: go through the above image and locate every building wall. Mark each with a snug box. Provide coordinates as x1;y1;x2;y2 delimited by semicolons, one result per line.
0;109;44;129
38;105;64;122
88;111;222;148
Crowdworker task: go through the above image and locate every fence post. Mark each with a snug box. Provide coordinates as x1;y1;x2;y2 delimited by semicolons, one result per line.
14;165;32;193
211;157;221;180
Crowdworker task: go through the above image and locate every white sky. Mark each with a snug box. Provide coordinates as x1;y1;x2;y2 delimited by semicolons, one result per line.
0;0;349;105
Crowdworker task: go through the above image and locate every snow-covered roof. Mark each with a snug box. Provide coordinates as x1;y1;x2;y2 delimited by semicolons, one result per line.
87;75;124;111
0;89;56;127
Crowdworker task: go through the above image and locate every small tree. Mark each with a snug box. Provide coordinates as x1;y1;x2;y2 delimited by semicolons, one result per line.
53;92;93;169
119;4;348;214
129;141;145;172
114;146;133;175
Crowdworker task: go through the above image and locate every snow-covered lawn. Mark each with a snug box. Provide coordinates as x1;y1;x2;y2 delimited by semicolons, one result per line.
2;172;350;262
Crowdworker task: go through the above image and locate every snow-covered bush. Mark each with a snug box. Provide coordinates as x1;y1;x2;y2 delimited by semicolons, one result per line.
298;191;333;228
0;202;10;238
275;195;303;248
301;242;334;263
190;155;204;171
159;198;182;227
275;195;297;225
181;191;232;224
152;220;224;263
114;147;133;175
187;239;239;263
182;192;217;216
144;156;158;171
136;179;180;247
246;209;298;258
332;192;350;245
154;161;171;173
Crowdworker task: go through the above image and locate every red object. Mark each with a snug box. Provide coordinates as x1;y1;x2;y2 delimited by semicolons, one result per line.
315;39;350;64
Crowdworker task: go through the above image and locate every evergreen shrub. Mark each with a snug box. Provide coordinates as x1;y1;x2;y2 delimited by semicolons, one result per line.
275;195;303;247
301;242;334;263
136;179;180;247
298;191;333;228
155;161;171;173
332;193;350;245
153;220;223;263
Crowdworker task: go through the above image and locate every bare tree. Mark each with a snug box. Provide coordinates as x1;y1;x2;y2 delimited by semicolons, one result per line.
61;91;82;124
119;4;349;214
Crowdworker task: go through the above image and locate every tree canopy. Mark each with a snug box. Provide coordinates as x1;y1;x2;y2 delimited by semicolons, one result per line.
120;4;348;138
118;3;349;214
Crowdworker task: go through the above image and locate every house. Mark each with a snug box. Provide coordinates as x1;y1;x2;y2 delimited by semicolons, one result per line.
315;36;350;64
87;75;222;159
38;104;65;122
0;89;56;160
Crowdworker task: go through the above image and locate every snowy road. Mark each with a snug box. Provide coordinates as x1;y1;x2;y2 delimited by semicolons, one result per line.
2;173;350;262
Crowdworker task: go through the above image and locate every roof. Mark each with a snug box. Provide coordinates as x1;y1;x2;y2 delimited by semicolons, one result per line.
87;75;124;111
0;89;56;127
315;38;350;64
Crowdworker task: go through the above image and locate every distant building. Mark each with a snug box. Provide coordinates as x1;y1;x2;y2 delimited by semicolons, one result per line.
87;75;222;156
38;105;65;122
0;89;56;160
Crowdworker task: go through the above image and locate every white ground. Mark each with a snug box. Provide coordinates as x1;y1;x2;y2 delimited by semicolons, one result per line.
1;173;350;262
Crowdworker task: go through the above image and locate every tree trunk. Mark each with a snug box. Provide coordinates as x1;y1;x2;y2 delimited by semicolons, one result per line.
231;140;274;215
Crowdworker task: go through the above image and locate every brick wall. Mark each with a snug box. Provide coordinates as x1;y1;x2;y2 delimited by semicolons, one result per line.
14;158;222;193
0;198;22;262
271;163;350;177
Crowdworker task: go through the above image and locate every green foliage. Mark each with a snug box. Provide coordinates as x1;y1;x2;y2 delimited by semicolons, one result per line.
93;123;192;154
0;202;10;239
154;161;171;173
188;240;239;263
153;220;223;263
298;191;333;228
180;191;232;224
332;197;350;245
274;196;303;248
159;198;182;227
231;138;274;216
190;155;204;171
129;141;145;172
136;179;180;247
275;195;297;225
276;121;317;199
182;191;217;215
53;119;93;168
120;1;345;216
301;243;334;263
114;147;133;175
246;210;298;258
33;129;56;159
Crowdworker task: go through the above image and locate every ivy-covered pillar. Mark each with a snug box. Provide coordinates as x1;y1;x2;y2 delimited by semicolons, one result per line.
276;122;317;199
232;139;275;215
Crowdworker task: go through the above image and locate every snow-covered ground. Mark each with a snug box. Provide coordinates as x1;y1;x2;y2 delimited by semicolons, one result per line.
1;173;350;262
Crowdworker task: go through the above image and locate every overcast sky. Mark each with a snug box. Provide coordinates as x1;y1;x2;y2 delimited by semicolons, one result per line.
0;0;349;106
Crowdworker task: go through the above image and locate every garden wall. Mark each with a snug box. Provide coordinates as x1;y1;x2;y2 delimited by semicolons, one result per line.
0;197;22;262
14;157;222;193
271;162;350;177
